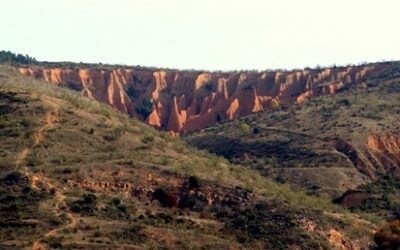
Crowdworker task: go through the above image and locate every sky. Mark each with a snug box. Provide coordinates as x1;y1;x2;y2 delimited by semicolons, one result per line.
1;0;399;71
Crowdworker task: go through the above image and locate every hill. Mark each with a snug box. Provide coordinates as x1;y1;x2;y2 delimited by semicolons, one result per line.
0;65;382;249
185;63;400;214
14;54;397;136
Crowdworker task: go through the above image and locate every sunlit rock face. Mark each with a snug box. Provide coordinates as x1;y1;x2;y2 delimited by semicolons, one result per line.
19;64;388;134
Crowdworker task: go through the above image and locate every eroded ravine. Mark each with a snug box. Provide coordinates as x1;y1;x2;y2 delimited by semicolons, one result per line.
18;64;390;135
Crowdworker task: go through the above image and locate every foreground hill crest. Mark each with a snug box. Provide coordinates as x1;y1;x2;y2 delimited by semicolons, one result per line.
18;63;389;134
1;64;379;249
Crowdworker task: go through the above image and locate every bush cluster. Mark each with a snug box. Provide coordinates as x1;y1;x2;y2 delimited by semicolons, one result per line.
0;50;37;64
188;175;201;188
71;193;97;213
153;187;178;207
238;123;251;133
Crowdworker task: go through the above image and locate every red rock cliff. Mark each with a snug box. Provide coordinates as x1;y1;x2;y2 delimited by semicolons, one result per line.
18;64;389;134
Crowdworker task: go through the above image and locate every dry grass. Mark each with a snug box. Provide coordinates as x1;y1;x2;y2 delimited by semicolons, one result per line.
0;65;379;249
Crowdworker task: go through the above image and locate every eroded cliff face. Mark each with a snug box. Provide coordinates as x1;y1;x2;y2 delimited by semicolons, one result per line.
18;64;389;134
367;133;400;175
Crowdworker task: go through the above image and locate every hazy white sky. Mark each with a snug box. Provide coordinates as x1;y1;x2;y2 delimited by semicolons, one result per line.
1;0;399;70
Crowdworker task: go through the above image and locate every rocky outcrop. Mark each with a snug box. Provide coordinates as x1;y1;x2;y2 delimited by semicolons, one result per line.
333;133;400;179
374;220;400;249
327;229;360;250
367;133;400;175
332;138;376;179
335;190;370;208
68;178;252;210
18;64;389;134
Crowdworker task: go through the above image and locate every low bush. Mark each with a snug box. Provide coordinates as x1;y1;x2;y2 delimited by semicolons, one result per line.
336;98;351;107
216;113;223;123
70;193;97;214
153;187;178;207
238;123;250;133
253;127;260;134
110;198;121;206
136;99;153;119
2;171;25;185
141;135;154;144
110;198;128;213
103;126;125;141
71;203;83;213
126;85;139;99
117;223;146;243
374;220;400;249
45;236;64;249
188;175;201;188
83;193;97;204
26;152;43;167
270;99;280;109
116;204;127;213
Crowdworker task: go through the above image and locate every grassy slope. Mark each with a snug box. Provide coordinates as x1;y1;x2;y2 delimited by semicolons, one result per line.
0;65;378;249
185;62;400;199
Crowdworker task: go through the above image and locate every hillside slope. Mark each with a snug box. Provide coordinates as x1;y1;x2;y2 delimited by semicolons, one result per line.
185;63;400;202
0;65;380;249
17;62;393;135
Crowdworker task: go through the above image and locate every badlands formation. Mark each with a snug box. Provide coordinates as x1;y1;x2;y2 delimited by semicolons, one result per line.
19;64;389;135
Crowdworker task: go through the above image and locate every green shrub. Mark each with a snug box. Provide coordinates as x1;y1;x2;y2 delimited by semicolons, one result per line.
126;85;139;99
153;187;168;201
103;126;125;141
270;99;280;109
141;135;154;144
153;187;178;207
205;83;214;92
111;198;121;206
120;223;146;242
188;175;201;188
2;171;25;185
93;231;101;237
83;193;97;204
336;98;351;107
242;83;254;90
71;204;82;213
109;197;128;213
216;113;223;123
45;236;63;249
136;99;153;118
238;123;250;133
22;186;32;194
224;202;328;249
117;204;127;213
70;193;97;214
26;152;43;167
